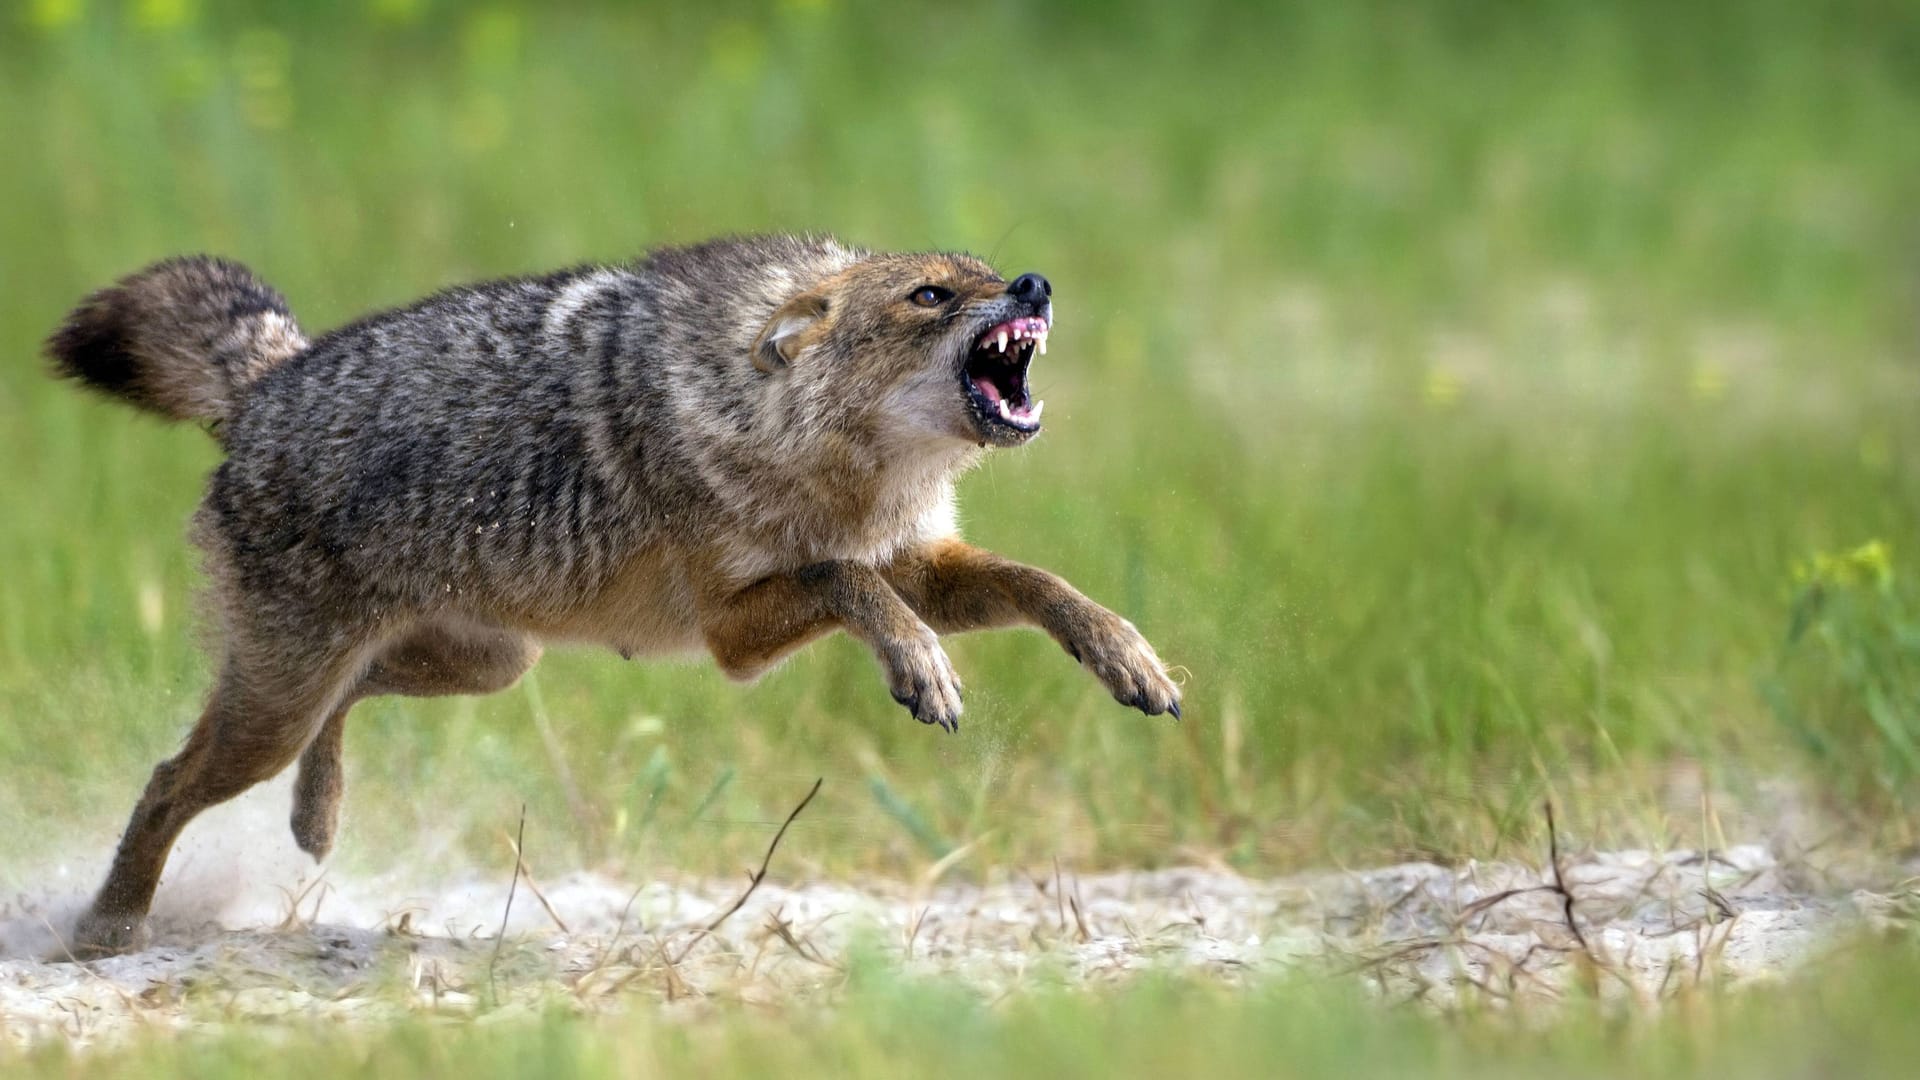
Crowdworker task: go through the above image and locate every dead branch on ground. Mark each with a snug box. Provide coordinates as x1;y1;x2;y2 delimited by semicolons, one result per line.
671;777;823;966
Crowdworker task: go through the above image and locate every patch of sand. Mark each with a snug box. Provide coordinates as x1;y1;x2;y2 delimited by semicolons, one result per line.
2;780;1912;1050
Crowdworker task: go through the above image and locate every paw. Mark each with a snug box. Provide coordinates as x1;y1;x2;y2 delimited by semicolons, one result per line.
1064;611;1182;719
71;907;153;958
290;760;342;860
289;799;338;861
880;628;964;732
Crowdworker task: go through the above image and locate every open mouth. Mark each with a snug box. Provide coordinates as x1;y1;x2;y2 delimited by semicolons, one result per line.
962;316;1048;438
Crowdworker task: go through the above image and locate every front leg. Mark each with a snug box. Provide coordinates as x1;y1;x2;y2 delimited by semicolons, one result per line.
695;559;964;731
884;538;1182;719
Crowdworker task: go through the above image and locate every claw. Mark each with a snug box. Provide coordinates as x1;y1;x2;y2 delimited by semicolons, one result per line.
1169;701;1182;721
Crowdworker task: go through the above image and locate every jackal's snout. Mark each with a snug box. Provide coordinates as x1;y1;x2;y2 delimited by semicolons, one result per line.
958;270;1052;446
1008;272;1051;308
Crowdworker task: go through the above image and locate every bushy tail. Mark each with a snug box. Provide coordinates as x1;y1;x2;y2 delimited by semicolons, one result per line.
46;255;307;425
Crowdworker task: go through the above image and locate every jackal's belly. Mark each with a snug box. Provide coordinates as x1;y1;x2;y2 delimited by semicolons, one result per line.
501;546;704;657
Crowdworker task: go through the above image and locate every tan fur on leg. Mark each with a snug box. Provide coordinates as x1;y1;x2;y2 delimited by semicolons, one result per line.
696;559;964;730
885;538;1182;718
75;634;373;956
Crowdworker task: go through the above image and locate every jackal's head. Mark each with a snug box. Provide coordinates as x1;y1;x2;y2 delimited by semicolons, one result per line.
752;250;1053;449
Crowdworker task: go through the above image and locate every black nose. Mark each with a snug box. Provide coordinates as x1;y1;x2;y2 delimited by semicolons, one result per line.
1009;272;1051;307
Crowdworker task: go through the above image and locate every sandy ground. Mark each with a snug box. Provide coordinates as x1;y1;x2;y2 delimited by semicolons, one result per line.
3;780;1914;1050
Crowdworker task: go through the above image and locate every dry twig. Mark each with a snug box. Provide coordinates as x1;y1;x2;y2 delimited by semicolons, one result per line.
1544;800;1593;958
765;906;842;970
487;803;528;1002
672;777;823;965
500;825;572;934
1053;856;1068;933
273;873;332;931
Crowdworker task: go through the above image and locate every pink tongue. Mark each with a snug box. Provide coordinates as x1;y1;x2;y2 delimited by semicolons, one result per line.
972;375;1003;405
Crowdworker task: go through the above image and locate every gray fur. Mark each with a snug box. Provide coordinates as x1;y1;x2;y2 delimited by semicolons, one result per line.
193;234;932;636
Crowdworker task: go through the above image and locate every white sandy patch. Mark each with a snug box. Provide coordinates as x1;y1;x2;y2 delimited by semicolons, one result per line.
0;781;1911;1050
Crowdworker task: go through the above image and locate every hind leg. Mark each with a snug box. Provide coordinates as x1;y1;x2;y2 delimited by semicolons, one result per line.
288;705;350;861
74;632;373;956
289;623;539;860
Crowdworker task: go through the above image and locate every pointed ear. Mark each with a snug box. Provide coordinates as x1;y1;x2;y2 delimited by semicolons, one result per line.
752;290;830;372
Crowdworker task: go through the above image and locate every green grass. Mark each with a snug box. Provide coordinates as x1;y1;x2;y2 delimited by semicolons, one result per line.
4;6;1920;1067
4;0;1920;879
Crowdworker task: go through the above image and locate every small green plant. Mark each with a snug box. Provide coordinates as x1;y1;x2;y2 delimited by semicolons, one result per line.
1762;540;1920;816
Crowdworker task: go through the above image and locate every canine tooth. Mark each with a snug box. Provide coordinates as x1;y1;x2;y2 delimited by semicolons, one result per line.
996;330;1008;352
1037;331;1048;355
1030;399;1044;422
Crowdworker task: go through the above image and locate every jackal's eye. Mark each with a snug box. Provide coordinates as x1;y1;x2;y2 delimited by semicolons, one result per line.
908;285;953;308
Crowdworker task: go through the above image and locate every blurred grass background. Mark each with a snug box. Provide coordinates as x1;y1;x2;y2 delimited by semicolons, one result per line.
2;0;1919;886
14;935;1920;1078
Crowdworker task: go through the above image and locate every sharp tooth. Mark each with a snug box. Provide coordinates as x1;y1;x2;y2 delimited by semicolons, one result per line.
996;330;1008;353
1030;399;1044;422
996;398;1012;420
1037;331;1048;355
